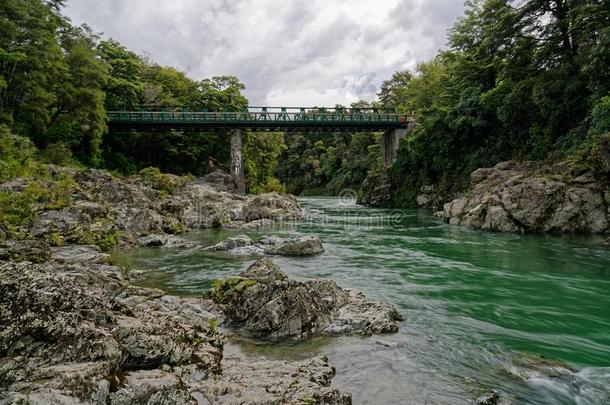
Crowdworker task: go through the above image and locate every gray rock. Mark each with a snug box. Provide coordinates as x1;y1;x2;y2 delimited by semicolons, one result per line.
137;234;197;248
93;181;154;206
31;209;80;238
439;161;610;234
476;390;499;405
259;235;325;256
50;245;110;264
243;192;301;222
0;178;29;193
210;259;403;340
0;259;349;404
202;170;235;193
4;165;303;247
209;234;324;257
359;170;392;207
0;240;50;262
196;356;352;405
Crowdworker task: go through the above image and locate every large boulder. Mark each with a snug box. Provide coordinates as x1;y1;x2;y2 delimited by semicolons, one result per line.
258;235;325;256
202;170;235;193
243;192;302;222
437;161;610;234
0;258;350;404
359;170;392;207
209;259;403;340
208;234;324;257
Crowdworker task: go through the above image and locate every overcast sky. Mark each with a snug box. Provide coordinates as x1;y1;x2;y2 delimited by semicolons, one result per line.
63;0;465;106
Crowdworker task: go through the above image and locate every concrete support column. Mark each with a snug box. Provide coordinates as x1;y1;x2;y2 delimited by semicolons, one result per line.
381;128;407;168
230;129;245;194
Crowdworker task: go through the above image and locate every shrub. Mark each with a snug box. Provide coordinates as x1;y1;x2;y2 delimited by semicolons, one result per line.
249;177;286;194
590;96;610;137
39;142;75;166
0;126;40;181
138;167;191;195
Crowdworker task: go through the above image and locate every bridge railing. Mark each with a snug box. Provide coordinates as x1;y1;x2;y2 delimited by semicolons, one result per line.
107;107;412;126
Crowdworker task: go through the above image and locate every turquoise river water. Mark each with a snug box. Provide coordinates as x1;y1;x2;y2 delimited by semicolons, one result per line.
119;197;610;404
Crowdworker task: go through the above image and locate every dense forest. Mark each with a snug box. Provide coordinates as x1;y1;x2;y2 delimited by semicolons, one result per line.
0;0;283;192
381;0;610;205
1;0;609;201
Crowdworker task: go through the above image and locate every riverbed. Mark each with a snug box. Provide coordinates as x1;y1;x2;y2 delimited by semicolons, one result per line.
118;197;610;404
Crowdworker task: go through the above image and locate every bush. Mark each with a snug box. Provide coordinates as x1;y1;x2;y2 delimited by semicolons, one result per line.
249;177;286;194
138;167;190;195
0;181;48;238
0;126;40;181
39;142;75;166
590;96;610;137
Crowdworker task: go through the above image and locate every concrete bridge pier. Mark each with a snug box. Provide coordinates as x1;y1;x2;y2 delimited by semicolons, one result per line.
381;128;407;168
230;129;246;194
381;120;416;167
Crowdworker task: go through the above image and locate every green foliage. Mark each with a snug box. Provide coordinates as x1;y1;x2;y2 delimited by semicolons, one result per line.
0;126;40;181
208;318;218;334
211;277;257;304
196;76;248;112
39;142;74;166
276;128;380;195
45;174;77;210
244;131;286;194
48;231;64;247
0;181;47;236
590;96;610;137
97;231;123;252
138;167;190;195
386;0;610;205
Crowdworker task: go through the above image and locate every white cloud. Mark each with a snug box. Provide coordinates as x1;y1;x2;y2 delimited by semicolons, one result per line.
63;0;464;106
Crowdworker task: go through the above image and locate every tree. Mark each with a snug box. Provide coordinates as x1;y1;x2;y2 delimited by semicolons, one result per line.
378;70;413;109
97;40;144;110
196;76;248;111
48;24;108;165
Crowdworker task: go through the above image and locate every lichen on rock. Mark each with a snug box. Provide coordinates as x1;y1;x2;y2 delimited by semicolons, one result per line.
208;259;403;340
437;160;610;234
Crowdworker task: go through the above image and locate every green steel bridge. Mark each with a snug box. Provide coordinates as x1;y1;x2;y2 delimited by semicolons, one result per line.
107;106;412;131
106;106;415;194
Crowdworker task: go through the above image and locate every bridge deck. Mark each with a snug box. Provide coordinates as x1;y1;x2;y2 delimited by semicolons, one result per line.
107;107;412;131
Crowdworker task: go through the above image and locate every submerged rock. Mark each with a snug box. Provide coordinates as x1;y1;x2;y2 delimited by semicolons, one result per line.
209;259;403;340
209;234;325;257
476;390;499;405
438;161;610;234
137;233;197;248
504;354;575;381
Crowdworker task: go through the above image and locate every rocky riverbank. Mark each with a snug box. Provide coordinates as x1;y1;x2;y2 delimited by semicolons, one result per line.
437;161;610;234
0;245;353;404
0;166;409;404
0;166;302;250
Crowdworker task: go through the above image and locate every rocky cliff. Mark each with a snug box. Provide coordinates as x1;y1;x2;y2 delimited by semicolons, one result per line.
437;160;610;234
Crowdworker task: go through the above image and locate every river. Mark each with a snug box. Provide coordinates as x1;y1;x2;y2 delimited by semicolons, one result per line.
118;197;610;404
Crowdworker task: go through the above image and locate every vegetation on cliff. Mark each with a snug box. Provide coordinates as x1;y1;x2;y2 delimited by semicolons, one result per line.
379;0;610;206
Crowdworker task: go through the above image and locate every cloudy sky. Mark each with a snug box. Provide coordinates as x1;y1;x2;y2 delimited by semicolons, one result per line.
64;0;465;106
